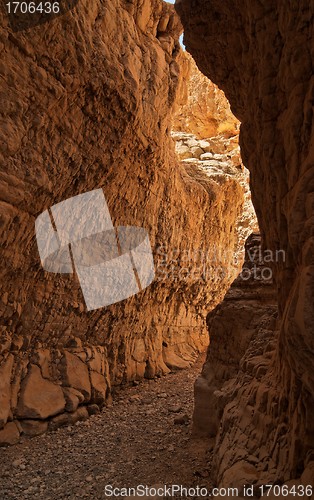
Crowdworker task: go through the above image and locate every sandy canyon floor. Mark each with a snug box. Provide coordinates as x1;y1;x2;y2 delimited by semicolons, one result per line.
0;355;216;499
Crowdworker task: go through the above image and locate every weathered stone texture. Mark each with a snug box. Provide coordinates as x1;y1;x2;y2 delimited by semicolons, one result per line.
0;354;14;428
16;364;66;419
193;234;277;438
173;52;239;140
0;422;20;447
0;0;245;441
177;0;314;486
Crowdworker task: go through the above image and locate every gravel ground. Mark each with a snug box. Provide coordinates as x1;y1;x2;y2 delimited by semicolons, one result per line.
0;354;214;499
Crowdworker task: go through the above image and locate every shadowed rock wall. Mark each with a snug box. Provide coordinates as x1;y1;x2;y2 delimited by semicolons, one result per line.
177;0;314;487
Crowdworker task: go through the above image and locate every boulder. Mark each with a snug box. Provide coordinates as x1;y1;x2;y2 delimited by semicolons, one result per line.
0;354;14;429
19;419;48;437
60;351;91;401
0;422;20;446
49;406;89;431
90;371;108;406
220;460;259;489
162;346;192;370
16;364;65;419
63;387;84;412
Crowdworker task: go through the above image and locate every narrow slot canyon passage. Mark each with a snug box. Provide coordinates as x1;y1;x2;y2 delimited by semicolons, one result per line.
0;0;313;498
0;32;259;498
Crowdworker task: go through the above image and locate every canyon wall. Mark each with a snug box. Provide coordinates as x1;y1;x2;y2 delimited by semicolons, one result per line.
173;51;258;266
177;0;314;488
0;0;245;443
173;52;239;140
193;234;277;438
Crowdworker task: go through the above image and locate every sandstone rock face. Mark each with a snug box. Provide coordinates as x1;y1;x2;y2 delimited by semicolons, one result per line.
173;51;258;265
172;131;258;265
193;235;277;437
173;52;239;140
0;0;245;440
177;0;314;485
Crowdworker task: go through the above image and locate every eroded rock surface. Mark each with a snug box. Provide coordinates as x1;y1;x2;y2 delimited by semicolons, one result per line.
0;0;245;442
193;235;277;437
16;364;66;420
173;52;239;140
177;0;314;486
172;131;258;264
173;51;258;267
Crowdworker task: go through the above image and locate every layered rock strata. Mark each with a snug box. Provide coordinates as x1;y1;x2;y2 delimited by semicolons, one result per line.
0;0;245;443
177;0;314;486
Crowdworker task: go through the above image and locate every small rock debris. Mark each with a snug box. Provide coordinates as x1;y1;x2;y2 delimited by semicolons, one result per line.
0;354;214;499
